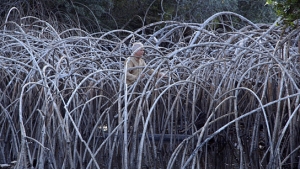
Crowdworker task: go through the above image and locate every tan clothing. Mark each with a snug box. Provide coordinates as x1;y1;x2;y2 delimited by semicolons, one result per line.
125;57;154;85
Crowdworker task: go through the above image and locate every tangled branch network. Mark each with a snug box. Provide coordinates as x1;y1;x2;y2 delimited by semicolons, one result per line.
1;8;300;169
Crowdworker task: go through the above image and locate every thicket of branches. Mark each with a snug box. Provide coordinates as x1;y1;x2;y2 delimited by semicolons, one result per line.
1;6;300;169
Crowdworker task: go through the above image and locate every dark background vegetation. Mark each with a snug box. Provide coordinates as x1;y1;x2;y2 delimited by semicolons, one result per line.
0;0;278;32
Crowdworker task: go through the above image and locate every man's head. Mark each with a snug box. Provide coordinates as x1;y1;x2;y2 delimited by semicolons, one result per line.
131;42;144;58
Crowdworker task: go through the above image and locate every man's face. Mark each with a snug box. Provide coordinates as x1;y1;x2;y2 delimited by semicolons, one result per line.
135;48;144;58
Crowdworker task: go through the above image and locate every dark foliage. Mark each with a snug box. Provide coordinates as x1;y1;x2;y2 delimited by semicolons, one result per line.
1;0;277;32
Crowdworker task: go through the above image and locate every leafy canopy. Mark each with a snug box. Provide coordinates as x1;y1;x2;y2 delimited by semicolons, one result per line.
266;0;300;27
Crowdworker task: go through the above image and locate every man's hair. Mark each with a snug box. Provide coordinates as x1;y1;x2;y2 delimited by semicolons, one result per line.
131;42;144;55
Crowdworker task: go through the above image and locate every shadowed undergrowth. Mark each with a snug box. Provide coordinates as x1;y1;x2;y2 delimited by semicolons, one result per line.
1;8;300;169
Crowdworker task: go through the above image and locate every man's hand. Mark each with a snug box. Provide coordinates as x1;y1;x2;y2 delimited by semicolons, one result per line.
140;73;145;78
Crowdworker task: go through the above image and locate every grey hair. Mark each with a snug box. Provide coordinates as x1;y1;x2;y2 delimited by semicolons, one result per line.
131;42;144;55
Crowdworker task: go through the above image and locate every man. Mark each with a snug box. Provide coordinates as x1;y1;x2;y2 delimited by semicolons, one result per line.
125;42;164;85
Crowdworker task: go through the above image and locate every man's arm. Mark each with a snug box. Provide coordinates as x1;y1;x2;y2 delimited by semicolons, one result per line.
125;59;138;82
143;60;165;77
141;59;155;75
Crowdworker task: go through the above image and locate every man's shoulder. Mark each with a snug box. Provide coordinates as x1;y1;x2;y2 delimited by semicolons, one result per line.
124;57;132;62
125;57;136;66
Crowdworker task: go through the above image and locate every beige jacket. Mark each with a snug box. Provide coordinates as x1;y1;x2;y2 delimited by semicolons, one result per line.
125;57;154;85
